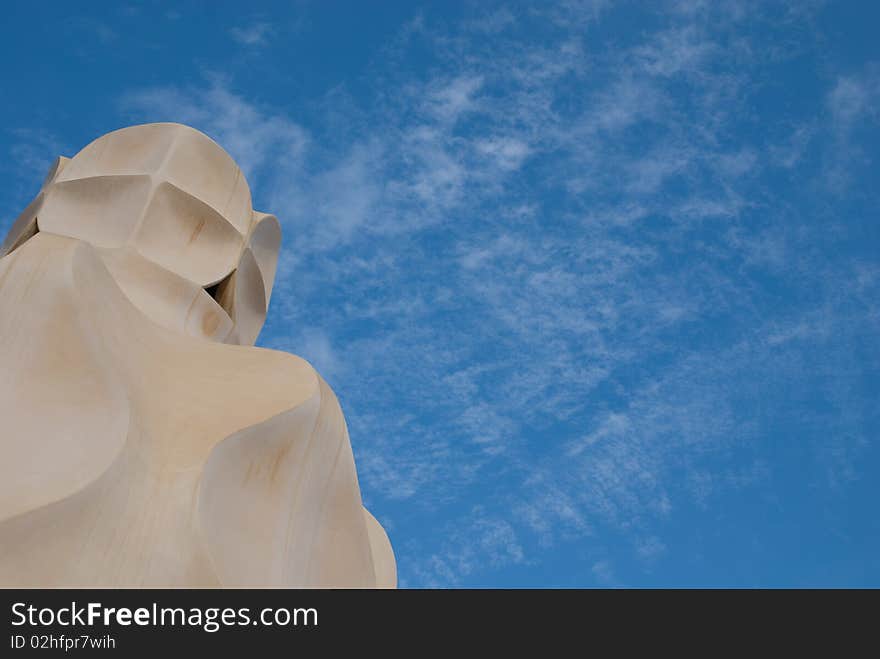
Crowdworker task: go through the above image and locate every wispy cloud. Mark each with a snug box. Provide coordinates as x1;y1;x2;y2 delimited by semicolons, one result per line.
824;65;880;190
229;21;274;46
0;128;68;224
7;128;66;184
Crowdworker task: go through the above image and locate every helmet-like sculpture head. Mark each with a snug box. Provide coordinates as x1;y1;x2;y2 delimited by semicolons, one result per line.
1;123;281;345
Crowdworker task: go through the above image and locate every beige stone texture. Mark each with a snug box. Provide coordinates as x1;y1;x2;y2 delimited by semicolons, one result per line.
0;123;396;588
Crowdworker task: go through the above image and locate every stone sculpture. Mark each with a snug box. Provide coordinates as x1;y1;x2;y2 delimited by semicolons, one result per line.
0;123;396;588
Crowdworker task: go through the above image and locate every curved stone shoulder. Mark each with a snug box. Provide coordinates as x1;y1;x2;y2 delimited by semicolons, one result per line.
198;367;379;587
0;234;131;524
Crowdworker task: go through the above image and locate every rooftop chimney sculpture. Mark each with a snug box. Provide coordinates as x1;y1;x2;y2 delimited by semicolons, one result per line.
0;123;396;587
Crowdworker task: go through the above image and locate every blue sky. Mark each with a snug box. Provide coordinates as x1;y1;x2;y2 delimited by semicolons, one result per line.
1;1;878;587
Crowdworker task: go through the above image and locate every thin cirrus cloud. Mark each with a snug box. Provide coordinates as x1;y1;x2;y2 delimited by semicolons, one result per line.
229;21;274;46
